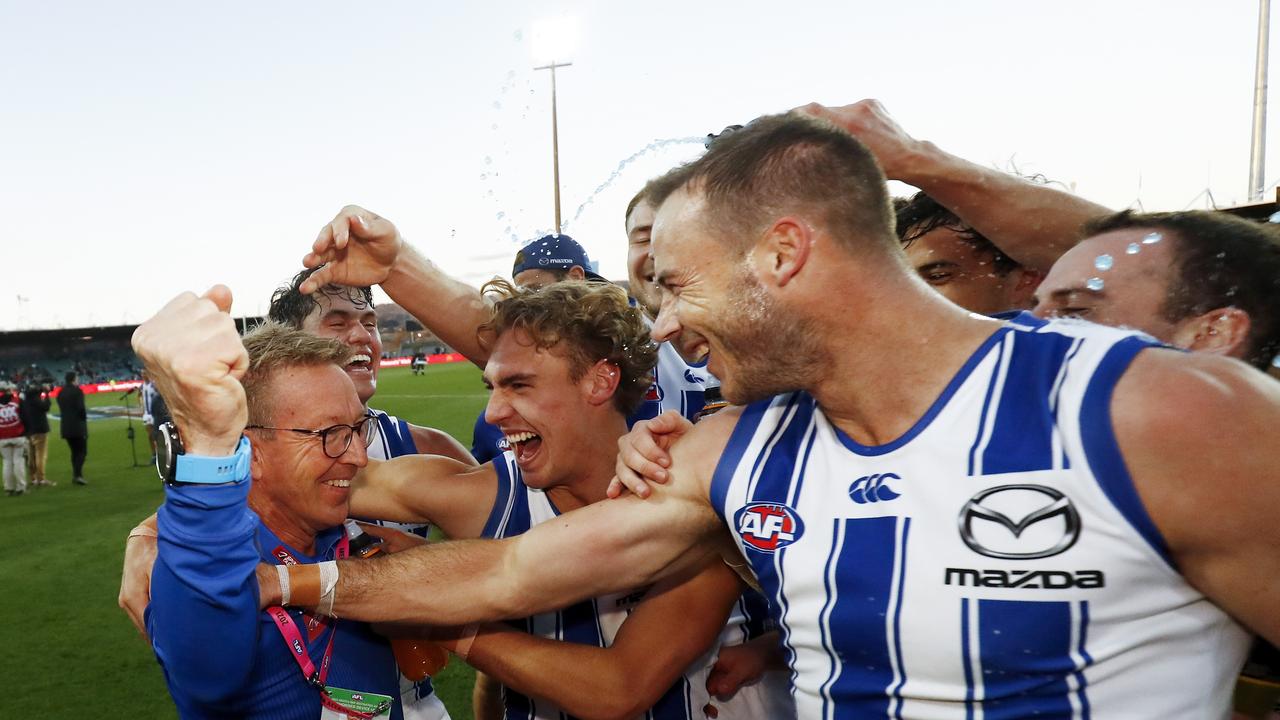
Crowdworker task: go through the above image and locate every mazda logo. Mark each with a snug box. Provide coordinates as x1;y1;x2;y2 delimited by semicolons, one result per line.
957;484;1081;560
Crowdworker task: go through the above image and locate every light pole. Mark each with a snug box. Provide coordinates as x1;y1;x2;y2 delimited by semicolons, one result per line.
531;17;578;234
534;61;572;233
1249;0;1271;201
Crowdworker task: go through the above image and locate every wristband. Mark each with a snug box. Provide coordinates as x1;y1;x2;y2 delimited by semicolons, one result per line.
316;561;339;617
276;565;291;607
174;436;252;485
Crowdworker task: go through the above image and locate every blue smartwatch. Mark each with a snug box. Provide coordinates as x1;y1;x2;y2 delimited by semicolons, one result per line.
156;422;251;486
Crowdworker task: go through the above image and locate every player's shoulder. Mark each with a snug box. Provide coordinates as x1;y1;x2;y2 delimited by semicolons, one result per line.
1115;348;1279;434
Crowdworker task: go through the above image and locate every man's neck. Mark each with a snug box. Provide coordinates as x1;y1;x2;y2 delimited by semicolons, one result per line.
809;279;1004;447
545;413;630;512
249;495;319;556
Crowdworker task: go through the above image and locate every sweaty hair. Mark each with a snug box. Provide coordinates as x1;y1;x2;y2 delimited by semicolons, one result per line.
896;191;1021;275
644;113;897;256
268;267;375;330
240;321;352;427
1082;210;1280;369
478;279;657;414
624;187;648;228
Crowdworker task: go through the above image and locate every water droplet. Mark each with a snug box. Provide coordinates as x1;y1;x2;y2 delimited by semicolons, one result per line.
507;69;516;79
1142;232;1162;245
1094;254;1114;271
1272;354;1280;368
484;156;493;165
492;101;502;110
1086;277;1105;291
512;29;523;41
1126;243;1141;255
490;123;499;131
479;173;487;181
1269;211;1280;223
496;211;505;220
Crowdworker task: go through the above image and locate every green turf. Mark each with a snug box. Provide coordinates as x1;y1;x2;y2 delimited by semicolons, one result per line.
0;363;488;718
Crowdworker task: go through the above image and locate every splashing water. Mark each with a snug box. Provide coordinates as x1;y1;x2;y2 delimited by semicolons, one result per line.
1094;254;1114;271
1086;277;1105;291
1141;232;1162;245
1126;243;1141;255
561;136;707;229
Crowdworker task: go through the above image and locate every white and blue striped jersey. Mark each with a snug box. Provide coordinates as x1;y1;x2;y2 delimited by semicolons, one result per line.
712;313;1251;719
630;316;710;425
484;453;716;720
363;407;451;720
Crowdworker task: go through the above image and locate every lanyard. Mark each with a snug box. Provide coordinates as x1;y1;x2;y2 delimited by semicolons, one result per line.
267;538;390;719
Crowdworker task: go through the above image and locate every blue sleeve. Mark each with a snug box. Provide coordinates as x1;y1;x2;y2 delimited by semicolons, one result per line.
147;473;262;708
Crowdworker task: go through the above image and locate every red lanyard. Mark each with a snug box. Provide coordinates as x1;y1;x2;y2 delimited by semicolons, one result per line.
267;538;389;719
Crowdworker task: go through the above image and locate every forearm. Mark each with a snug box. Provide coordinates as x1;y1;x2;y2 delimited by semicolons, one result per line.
149;481;260;704
383;244;494;367
898;142;1111;271
461;624;666;720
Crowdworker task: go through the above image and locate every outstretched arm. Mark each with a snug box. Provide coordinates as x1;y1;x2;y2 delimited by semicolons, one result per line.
302;205;496;367
348;455;497;540
454;561;741;720
273;412;741;625
798;100;1112;271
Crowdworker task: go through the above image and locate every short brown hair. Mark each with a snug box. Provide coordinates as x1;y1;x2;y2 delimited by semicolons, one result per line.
478;280;658;414
645;113;897;256
240;321;352;426
1082;210;1280;370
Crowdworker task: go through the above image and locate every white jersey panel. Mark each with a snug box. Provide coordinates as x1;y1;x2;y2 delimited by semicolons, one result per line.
711;315;1250;719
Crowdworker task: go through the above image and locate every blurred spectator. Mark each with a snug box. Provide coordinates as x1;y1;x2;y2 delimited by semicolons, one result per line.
21;382;52;487
57;372;88;485
141;370;171;464
0;382;27;495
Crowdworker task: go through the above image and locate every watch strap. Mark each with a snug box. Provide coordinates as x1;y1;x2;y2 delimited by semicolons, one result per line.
174;436;251;485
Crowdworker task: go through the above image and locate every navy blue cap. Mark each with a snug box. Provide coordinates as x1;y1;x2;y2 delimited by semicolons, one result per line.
511;234;606;282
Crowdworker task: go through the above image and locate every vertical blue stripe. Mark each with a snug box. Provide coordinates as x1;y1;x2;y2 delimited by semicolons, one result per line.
977;600;1075;720
558;597;604;649
968;336;1008;476
820;517;899;719
708;396;775;519
981;332;1077;475
1075;601;1093;719
889;518;911;719
744;394;806;501
961;599;975;720
649;675;694;720
1050;339;1084;471
481;458;519;539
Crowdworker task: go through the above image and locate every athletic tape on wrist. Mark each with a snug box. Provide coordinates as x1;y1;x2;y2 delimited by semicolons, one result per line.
316;561;339;617
455;624;479;661
275;565;291;607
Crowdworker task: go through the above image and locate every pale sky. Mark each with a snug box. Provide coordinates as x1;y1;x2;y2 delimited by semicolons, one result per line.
1;0;1272;330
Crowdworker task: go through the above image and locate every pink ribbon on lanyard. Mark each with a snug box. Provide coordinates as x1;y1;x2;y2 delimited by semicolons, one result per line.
267;537;387;718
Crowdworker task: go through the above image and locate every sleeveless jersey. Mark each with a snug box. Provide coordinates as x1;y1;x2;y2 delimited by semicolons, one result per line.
484;453;715;720
711;314;1251;719
362;407;450;720
630;317;710;426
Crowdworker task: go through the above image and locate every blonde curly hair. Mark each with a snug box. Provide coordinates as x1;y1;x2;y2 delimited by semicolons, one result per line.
479;279;658;414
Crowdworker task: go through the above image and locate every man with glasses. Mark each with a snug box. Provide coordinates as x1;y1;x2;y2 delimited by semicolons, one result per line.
135;296;408;719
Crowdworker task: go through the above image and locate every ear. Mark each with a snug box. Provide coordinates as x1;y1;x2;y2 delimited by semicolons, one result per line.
1006;268;1045;309
1170;307;1252;359
249;436;267;481
567;266;587;281
753;217;812;288
582;359;622;408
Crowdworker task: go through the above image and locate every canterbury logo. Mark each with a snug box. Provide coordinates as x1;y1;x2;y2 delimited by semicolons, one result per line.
849;473;901;504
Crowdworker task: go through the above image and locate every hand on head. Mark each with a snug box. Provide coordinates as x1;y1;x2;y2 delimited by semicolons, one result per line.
793;99;922;181
301;205;404;294
130;284;247;456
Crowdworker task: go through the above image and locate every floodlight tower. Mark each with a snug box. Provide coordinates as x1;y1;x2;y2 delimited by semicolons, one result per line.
532;17;578;234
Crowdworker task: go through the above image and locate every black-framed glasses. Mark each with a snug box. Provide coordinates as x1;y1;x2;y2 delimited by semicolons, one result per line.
245;416;376;459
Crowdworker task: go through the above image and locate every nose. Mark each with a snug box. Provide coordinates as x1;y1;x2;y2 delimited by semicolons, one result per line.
1030;300;1050;320
651;296;682;344
348;321;374;347
341;428;368;468
484;390;510;428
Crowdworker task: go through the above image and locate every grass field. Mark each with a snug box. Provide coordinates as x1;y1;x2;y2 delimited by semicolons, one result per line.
0;363;489;719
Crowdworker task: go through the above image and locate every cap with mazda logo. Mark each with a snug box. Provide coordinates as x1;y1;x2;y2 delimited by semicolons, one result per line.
957;484;1082;560
512;234;606;282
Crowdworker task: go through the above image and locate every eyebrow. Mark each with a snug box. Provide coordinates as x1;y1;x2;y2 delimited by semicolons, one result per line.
916;261;960;273
322;308;375;322
482;371;536;390
1039;287;1106;306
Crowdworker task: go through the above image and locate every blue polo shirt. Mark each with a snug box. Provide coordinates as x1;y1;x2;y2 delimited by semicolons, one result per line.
147;470;403;719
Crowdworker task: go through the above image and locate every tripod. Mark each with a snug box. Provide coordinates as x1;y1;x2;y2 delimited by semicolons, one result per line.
122;388;145;468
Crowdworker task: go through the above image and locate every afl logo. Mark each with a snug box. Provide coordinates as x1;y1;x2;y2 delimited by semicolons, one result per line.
643;369;664;402
735;502;805;553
